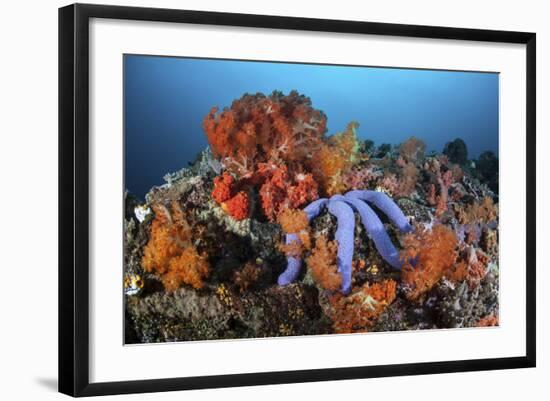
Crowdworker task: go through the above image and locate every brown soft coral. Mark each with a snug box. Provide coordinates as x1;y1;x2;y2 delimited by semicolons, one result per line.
328;280;397;333
454;197;498;224
233;262;260;293
447;246;488;289
395;156;419;197
142;203;210;291
424;157;456;217
398;136;426;163
306;235;341;291
401;224;458;301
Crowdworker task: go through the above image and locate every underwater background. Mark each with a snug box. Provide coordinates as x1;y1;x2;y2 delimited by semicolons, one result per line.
124;55;499;199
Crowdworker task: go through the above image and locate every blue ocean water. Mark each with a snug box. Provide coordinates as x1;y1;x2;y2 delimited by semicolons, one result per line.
124;55;499;199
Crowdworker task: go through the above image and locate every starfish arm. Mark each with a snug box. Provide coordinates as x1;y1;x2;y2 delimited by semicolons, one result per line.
328;199;355;294
345;190;413;232
278;234;303;285
344;196;404;270
278;198;328;286
303;198;329;221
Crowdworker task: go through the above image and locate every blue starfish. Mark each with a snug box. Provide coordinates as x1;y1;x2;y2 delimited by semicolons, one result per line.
278;190;413;294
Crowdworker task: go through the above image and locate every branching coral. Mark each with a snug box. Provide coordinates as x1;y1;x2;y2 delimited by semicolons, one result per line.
401;224;458;300
278;190;412;294
328;279;397;333
142;203;210;290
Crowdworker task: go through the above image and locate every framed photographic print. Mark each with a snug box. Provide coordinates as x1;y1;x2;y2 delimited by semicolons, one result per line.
58;3;536;397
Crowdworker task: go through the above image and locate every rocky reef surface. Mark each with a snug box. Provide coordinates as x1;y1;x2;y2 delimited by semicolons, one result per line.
124;91;499;343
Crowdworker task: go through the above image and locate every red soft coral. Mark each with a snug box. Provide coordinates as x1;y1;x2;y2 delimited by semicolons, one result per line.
211;172;234;203
203;91;327;178
258;165;319;221
222;190;250;220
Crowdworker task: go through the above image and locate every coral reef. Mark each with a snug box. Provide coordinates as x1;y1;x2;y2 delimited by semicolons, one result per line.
124;90;500;342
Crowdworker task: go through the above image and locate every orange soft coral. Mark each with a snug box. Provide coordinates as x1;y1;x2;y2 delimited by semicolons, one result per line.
475;314;499;327
401;224;458;301
163;247;210;291
306;235;342;291
328;280;397;333
314;122;360;195
277;209;309;234
142;203;210;291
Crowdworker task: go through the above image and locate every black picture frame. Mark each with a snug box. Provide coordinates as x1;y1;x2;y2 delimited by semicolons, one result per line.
59;3;536;397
